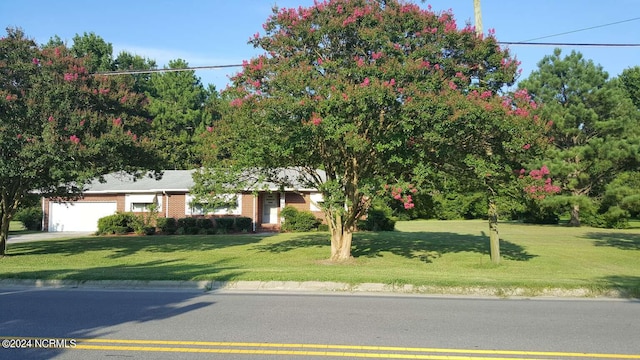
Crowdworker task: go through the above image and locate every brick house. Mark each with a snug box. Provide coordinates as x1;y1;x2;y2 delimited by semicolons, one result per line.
42;169;325;232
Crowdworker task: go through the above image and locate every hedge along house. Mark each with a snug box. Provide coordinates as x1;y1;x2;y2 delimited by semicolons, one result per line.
42;169;326;232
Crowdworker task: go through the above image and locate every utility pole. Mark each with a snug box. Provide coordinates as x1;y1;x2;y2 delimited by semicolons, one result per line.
474;0;500;264
474;0;483;36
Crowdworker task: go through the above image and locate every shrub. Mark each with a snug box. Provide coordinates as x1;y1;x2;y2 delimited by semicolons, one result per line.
358;207;396;231
317;224;329;232
97;212;138;235
280;206;320;232
14;207;42;231
156;217;177;234
235;217;253;232
196;218;214;229
177;217;198;229
215;217;236;232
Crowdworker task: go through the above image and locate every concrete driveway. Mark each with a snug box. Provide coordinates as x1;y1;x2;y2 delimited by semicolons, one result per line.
7;231;94;244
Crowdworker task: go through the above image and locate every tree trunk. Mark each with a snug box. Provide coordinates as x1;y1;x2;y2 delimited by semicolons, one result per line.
569;204;581;227
328;214;353;261
0;210;10;257
488;200;500;264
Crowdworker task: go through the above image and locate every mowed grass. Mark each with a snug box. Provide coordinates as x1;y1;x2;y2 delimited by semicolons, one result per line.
1;220;639;296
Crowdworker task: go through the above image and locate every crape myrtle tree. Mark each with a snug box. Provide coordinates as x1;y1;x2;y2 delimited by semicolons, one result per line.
0;28;161;256
519;49;640;226
195;0;548;261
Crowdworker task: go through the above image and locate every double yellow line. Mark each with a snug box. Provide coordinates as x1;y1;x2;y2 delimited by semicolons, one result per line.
75;338;640;359
6;337;640;359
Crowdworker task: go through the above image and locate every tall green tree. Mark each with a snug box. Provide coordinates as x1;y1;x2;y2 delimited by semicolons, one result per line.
519;49;640;226
619;66;640;110
0;28;162;256
147;59;213;169
114;51;157;94
70;32;114;72
195;0;546;261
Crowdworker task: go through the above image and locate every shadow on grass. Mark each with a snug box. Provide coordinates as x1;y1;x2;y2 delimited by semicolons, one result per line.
597;275;640;299
586;232;640;251
6;234;270;259
254;231;536;262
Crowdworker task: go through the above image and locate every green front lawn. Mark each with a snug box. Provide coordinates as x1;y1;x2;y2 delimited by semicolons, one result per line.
1;220;639;297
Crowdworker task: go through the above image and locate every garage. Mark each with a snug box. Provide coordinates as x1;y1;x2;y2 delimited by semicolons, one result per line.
48;202;117;232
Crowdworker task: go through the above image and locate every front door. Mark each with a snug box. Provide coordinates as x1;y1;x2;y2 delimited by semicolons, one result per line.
262;193;278;224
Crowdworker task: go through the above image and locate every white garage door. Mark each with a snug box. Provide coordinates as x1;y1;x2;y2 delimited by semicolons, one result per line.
48;202;117;232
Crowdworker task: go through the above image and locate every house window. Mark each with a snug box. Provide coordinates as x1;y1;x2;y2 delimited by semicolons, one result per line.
131;203;153;212
310;192;324;212
185;194;241;216
125;194;160;212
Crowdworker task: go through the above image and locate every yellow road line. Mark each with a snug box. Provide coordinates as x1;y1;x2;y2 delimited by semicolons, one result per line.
74;344;553;359
76;338;640;359
5;336;639;359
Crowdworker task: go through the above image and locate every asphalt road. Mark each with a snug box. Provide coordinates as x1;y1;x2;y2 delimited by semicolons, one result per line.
1;287;639;359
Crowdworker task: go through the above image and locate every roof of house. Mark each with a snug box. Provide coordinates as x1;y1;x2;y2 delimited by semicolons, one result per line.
83;168;325;193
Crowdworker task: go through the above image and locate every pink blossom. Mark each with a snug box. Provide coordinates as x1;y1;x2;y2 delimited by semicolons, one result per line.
311;112;322;126
64;73;78;81
342;93;349;101
546;120;554;127
317;57;323;65
448;81;457;90
420;60;431;69
207;126;213;132
522;143;531;150
120;96;127;104
403;202;415;209
394;194;402;200
17;134;22;139
540;165;550;175
69;135;80;144
480;90;492;99
356;57;365;67
113;118;122;126
48;116;55;122
79;120;86;126
32;58;40;65
5;95;12;101
231;98;243;107
371;51;383;60
361;77;370;87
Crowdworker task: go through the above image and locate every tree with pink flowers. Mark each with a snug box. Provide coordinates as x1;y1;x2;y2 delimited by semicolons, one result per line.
0;28;162;256
196;0;547;262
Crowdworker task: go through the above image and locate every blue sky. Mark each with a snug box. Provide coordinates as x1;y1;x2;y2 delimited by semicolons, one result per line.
2;0;639;91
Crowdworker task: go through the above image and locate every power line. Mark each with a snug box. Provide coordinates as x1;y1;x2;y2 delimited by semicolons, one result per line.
93;64;242;76
519;16;640;42
498;41;640;47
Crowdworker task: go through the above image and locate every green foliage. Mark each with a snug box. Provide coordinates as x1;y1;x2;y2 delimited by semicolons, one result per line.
147;59;219;169
235;217;253;232
358;206;396;232
280;206;320;232
519;49;640;226
97;212;137;235
156;217;177;234
176;217;199;234
215;217;235;233
196;218;213;229
429;192;487;220
14;207;42;231
0;28;162;255
195;0;545;259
